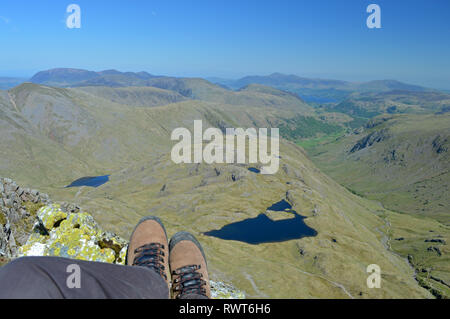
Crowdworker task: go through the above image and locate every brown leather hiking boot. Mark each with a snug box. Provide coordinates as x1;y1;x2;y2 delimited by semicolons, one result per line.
169;232;210;299
126;216;170;289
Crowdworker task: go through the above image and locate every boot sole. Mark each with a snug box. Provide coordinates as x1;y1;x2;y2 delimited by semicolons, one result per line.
169;231;207;266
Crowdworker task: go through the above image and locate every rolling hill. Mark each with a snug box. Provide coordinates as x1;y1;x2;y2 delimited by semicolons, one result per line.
327;90;450;118
211;73;432;103
302;113;450;224
29;69;434;105
30;68;157;87
29;69;313;112
299;113;450;297
0;82;447;298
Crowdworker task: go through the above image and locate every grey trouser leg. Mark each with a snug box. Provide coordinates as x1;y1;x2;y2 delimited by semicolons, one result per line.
0;256;169;299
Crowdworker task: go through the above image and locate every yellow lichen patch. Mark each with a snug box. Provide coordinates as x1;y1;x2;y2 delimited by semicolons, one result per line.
66;212;98;230
19;204;126;264
37;204;67;230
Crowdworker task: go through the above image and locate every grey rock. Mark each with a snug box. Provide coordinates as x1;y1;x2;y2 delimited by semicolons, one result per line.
4;184;13;194
17;187;24;197
350;129;389;153
9;193;17;204
8;232;16;256
8;208;20;224
3;197;11;207
40;193;50;203
60;202;80;214
0;177;57;259
20;208;29;218
10;182;19;192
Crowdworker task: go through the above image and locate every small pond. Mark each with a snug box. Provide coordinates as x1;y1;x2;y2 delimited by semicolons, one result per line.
65;175;110;188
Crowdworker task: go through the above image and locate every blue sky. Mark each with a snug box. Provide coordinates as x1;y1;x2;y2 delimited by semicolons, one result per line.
0;0;449;89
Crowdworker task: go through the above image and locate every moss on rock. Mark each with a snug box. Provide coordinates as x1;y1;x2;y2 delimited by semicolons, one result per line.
23;202;45;217
0;212;6;226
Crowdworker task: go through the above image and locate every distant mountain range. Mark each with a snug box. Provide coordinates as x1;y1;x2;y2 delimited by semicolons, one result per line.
30;68;158;88
209;73;433;103
0;68;428;104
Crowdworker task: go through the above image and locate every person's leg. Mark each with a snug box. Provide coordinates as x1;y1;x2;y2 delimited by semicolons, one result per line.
169;231;210;299
0;216;172;299
0;256;169;299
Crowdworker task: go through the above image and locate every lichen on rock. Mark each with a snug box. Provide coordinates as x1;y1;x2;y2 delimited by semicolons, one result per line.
20;204;126;264
210;280;246;299
37;204;67;230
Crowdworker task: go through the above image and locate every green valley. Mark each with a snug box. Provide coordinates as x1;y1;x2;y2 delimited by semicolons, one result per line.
0;75;442;298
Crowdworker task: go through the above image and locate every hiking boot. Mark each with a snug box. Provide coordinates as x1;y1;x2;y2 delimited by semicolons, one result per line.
169;231;210;299
126;216;169;287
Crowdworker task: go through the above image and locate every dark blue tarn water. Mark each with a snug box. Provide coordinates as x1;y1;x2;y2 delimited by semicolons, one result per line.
267;199;291;211
248;167;261;174
204;200;317;244
65;175;110;188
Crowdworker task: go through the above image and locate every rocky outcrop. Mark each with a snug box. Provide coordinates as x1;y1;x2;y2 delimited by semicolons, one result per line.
1;177;51;258
365;116;392;129
0;177;245;299
20;204;127;264
432;135;448;154
349;129;389;153
210;281;245;299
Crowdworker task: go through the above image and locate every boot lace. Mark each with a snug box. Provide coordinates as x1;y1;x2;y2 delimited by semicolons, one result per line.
171;264;207;298
132;243;167;280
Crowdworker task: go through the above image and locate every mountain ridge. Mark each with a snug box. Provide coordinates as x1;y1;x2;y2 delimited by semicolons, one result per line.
0;82;438;298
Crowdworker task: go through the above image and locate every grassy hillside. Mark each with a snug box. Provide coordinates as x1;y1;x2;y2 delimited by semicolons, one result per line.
302;113;449;223
74;86;187;107
0;83;442;298
328;90;450;118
